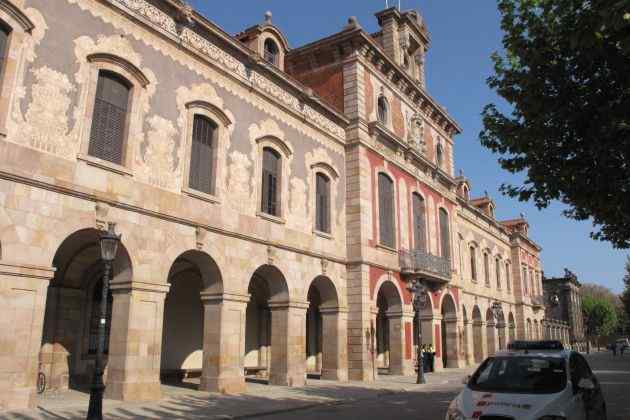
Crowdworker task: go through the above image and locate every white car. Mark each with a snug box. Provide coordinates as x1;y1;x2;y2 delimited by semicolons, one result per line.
446;341;607;420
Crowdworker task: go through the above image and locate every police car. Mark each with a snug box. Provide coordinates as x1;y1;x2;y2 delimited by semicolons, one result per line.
446;341;607;420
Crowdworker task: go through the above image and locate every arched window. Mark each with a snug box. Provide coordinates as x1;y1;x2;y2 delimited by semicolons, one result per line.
377;96;388;124
0;24;10;83
378;173;395;248
470;246;477;281
495;257;501;289
315;172;331;233
261;147;281;216
439;208;450;259
483;252;490;286
88;71;131;165
412;193;426;251
264;38;279;66
436;143;444;169
522;266;528;295
189;115;217;195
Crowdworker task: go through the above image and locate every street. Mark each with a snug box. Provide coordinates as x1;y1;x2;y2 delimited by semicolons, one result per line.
2;352;629;420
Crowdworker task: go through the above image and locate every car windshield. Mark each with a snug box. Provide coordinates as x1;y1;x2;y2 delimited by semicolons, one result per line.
469;356;567;394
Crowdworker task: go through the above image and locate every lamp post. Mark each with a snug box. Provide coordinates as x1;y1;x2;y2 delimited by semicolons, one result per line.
491;301;503;348
87;223;121;420
406;278;428;384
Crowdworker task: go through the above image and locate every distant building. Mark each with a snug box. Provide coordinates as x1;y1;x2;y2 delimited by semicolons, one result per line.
543;269;586;350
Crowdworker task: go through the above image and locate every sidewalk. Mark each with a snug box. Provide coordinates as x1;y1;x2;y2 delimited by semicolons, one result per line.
1;368;474;420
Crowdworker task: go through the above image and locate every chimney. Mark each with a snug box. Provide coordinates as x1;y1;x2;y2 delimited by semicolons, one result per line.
375;8;402;65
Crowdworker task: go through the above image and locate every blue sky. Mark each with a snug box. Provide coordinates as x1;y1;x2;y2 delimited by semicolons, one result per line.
190;0;628;293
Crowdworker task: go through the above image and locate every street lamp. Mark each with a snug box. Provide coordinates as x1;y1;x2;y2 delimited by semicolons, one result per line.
406;278;429;384
87;223;121;420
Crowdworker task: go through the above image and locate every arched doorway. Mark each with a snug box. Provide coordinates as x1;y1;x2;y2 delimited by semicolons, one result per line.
305;276;344;380
486;308;497;357
39;228;132;391
160;250;222;390
244;265;299;386
472;306;484;363
440;294;457;368
508;313;516;344
375;281;403;374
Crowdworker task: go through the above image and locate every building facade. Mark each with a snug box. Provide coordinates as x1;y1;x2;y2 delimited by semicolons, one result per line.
0;0;543;411
543;269;585;350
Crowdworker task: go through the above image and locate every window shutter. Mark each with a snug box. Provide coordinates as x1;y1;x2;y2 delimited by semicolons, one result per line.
439;209;450;259
262;148;280;216
484;253;490;285
412;194;426;251
378;173;394;248
495;258;501;289
189;115;216;195
316;173;331;233
506;264;511;291
88;71;130;165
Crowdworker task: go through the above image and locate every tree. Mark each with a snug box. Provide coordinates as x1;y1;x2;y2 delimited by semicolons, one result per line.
481;0;630;248
582;295;619;347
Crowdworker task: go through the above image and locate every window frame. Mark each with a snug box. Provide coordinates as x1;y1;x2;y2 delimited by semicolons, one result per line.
311;162;339;239
254;136;292;224
314;171;331;235
483;251;490;287
495;256;502;290
438;207;451;260
181;100;233;203
506;262;511;292
77;54;151;176
411;192;427;252
377;171;396;250
469;244;478;282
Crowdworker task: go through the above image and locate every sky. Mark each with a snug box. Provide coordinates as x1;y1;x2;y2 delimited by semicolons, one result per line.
189;0;628;293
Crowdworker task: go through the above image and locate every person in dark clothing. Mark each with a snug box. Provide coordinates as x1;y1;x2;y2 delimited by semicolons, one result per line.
612;343;617;357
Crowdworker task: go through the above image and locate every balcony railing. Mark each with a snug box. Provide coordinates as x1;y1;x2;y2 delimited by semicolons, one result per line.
399;249;451;281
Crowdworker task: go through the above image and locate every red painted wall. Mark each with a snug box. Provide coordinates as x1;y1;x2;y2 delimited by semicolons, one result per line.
435;324;441;358
405;322;412;360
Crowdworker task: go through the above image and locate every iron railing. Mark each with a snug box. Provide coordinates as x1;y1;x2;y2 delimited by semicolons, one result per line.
399;249;451;280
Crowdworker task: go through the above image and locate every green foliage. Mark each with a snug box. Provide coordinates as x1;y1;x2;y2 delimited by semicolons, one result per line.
582;294;619;338
622;256;630;323
481;0;630;248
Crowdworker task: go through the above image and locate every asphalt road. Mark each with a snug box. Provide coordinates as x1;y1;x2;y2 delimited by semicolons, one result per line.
252;351;630;420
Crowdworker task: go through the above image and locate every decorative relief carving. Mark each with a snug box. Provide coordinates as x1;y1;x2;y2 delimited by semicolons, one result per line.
407;113;426;154
18;67;76;157
136;115;179;190
71;0;345;145
227;151;253;214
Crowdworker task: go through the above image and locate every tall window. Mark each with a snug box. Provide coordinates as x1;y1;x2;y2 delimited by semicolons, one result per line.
378;173;395;248
377;96;388;124
439;208;450;259
483;252;490;286
261;147;281;216
412;193;426;251
88;71;131;165
264;39;279;66
470;246;477;281
506;262;511;292
315;173;331;233
0;25;10;82
522;266;528;295
436;143;444;169
495;257;501;289
189;115;217;195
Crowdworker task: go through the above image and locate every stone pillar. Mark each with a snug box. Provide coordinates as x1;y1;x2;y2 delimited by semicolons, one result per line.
268;301;308;387
473;321;487;362
497;325;507;350
0;262;53;411
486;322;498;357
320;307;348;382
444;316;465;368
105;282;169;401
387;310;414;376
200;292;249;394
464;319;475;366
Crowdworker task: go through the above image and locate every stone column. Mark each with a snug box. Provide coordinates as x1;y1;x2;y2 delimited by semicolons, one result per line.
320;307;348;382
200;292;249;394
268;301;309;387
497;325;507;350
105;282;169;401
0;262;53;411
386;310;414;376
444;316;465;368
473;321;487;362
486;322;498;357
464;319;475;366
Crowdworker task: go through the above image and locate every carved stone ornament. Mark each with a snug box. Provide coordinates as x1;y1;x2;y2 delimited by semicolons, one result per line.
267;245;276;265
407;114;426;153
195;226;208;250
95;201;110;230
321;258;328;275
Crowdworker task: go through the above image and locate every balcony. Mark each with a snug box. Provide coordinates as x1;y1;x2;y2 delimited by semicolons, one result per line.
399;249;452;283
531;295;545;310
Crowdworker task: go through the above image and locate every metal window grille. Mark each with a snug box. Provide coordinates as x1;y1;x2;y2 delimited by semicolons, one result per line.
439;208;450;259
261;148;280;216
88;72;130;165
378;173;395;248
412;193;426;251
189;115;217;195
315;173;330;233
